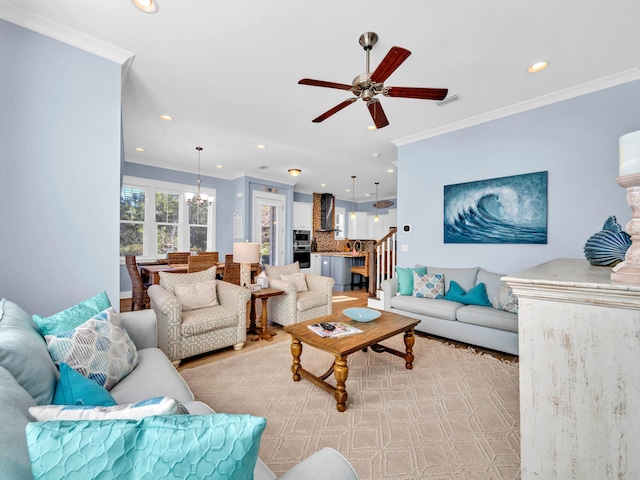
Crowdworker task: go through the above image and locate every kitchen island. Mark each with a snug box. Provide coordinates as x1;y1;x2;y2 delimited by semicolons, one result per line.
314;251;365;291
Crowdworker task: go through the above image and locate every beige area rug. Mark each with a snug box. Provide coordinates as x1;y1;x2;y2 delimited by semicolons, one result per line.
180;336;520;480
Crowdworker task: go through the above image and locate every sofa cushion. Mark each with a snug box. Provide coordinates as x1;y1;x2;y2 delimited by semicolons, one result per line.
280;272;309;292
0;366;37;480
174;281;219;311
26;414;266;480
425;266;479;293
181;305;238;337
390;295;461;321
109;348;194;406
476;269;506;304
0;299;58;405
296;290;327;311
45;308;138;390
494;283;519;314
444;281;492;307
53;363;116;407
159;267;217;294
32;291;111;336
395;266;427;295
455;305;518;333
265;262;301;278
30;396;184;421
412;272;445;299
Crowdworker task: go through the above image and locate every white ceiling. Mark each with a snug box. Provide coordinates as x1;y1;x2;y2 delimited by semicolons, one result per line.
2;0;640;202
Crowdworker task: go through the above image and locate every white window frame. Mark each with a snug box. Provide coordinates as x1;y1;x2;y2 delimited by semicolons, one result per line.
121;176;216;261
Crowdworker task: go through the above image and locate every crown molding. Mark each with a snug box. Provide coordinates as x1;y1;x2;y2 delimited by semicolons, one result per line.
0;0;134;67
393;68;640;147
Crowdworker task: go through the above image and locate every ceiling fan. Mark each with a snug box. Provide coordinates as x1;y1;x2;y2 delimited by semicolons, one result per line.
298;32;448;129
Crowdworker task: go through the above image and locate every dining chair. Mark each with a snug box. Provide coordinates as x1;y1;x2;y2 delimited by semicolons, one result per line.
222;254;241;285
187;254;217;273
350;253;370;290
197;251;219;263
167;251;191;265
125;255;151;311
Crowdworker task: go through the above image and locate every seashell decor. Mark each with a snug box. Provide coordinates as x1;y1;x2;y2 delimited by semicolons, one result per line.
584;216;631;266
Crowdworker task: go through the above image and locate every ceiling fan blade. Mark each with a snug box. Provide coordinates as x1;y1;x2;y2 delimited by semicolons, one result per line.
299;78;353;91
384;86;448;101
312;98;357;123
367;99;389;129
370;47;411;84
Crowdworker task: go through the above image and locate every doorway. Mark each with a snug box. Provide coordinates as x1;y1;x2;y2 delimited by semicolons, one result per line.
252;191;285;267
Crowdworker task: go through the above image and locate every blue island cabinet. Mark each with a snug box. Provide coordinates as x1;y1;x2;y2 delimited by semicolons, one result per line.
320;256;353;291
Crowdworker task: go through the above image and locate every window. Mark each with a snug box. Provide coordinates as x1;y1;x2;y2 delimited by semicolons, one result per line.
334;207;346;240
120;176;216;259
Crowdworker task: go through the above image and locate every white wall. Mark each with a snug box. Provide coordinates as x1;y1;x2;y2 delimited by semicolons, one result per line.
396;80;640;275
0;19;122;314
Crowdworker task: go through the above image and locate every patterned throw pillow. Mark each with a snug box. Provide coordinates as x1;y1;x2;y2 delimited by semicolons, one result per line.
264;262;301;278
30;396;185;421
280;272;309;292
174;281;218;311
45;308;138;390
493;283;519;314
159;267;217;295
26;414;266;480
33;291;111;336
412;272;445;299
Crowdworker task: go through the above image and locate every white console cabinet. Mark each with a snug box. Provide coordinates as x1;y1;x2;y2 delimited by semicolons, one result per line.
504;258;640;480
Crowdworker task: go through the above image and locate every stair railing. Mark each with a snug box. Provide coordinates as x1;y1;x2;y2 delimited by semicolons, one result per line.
367;228;397;297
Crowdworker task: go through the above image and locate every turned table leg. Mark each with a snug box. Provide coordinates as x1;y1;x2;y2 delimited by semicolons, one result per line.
291;337;302;381
334;355;349;412
403;328;415;369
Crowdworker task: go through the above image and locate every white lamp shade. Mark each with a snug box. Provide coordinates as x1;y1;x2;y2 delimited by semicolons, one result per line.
233;242;260;264
620;130;640;176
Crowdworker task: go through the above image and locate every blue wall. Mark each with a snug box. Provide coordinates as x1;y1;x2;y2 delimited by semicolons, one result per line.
0;19;122;314
396;80;640;275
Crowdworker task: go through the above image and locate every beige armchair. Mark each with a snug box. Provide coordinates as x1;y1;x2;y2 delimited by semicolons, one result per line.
264;263;335;327
148;267;251;366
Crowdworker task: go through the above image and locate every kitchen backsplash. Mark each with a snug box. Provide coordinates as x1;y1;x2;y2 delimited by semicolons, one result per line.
312;193;374;252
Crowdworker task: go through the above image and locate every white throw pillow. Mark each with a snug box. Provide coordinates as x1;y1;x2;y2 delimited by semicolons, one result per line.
280;272;308;292
29;396;185;421
174;281;218;311
493;283;518;314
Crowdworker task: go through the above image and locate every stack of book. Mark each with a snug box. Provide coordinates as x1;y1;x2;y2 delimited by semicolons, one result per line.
307;322;362;338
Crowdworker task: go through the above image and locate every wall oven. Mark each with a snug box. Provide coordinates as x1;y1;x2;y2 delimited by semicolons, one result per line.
293;230;311;268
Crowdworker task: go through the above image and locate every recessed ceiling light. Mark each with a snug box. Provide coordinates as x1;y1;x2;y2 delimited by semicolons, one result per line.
372;153;380;158
367;125;377;131
257;145;267;149
346;189;351;192
320;183;326;187
387;169;394;173
216;165;223;169
132;0;159;13
365;193;370;197
134;147;145;152
159;114;172;121
527;61;549;73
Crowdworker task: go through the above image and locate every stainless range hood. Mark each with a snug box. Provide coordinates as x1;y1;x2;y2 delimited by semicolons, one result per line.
317;193;334;231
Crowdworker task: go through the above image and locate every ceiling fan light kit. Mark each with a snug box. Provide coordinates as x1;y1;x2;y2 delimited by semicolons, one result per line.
288;168;302;177
299;32;448;128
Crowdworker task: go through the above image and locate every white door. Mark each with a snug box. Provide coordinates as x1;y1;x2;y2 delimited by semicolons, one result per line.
252;191;286;266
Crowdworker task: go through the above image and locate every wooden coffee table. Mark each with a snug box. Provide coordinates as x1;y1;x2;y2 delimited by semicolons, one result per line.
283;311;420;412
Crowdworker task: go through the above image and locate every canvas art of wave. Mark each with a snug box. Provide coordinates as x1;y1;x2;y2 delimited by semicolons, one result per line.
444;171;548;244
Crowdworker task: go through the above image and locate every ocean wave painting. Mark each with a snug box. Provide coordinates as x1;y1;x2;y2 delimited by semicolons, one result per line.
444;171;548;244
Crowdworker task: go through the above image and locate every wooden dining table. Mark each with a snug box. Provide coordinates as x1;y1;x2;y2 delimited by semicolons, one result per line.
140;263;261;285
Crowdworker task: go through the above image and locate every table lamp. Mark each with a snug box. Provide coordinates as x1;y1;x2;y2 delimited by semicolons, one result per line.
233;242;260;288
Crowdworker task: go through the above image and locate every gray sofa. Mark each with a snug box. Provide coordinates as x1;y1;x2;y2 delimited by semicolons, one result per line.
380;266;519;355
0;298;359;480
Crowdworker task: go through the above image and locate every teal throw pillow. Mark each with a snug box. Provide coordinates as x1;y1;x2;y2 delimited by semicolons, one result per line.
26;413;267;480
444;281;492;307
33;291;111;336
53;363;116;407
395;266;427;296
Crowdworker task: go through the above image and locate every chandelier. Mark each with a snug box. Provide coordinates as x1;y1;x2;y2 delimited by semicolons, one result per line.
185;146;213;207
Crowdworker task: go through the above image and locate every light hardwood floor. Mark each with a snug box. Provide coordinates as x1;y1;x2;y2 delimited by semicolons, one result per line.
121;288;518;368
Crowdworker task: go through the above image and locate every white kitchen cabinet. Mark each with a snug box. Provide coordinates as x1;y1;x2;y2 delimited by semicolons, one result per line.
348;212;369;239
293;202;312;231
310;253;322;275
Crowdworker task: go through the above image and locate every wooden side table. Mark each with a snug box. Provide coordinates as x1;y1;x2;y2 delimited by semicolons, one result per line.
248;287;285;342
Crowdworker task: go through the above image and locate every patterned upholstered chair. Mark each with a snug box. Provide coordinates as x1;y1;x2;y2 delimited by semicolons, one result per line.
147;267;251;366
264;262;334;328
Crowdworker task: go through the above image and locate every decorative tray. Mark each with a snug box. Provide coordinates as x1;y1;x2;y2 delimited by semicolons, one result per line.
342;307;382;322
